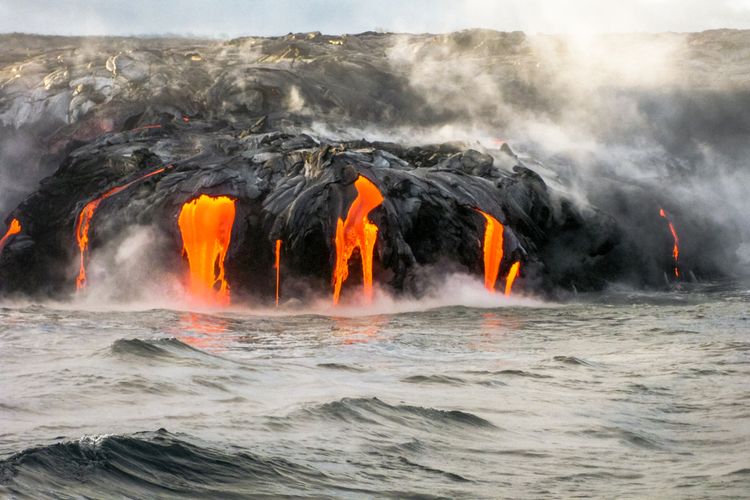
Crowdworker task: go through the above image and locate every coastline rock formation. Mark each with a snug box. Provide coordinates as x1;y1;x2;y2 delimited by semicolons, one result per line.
0;123;620;300
1;29;747;300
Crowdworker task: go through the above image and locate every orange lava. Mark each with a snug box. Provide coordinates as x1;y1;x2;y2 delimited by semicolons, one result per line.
75;167;166;290
274;239;282;306
332;175;384;305
130;124;162;132
0;218;21;254
504;261;521;296
178;195;236;306
476;209;505;292
659;208;680;278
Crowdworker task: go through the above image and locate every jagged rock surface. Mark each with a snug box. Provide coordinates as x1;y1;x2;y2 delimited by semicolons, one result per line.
0;123;625;299
1;29;746;298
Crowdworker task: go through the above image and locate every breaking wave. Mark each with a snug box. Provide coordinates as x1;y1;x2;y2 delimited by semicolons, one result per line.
0;430;337;499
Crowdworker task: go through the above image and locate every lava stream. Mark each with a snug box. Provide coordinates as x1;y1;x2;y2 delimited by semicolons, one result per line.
178;195;236;306
504;261;521;296
274;239;282;306
476;209;505;292
75;167;166;290
0;218;21;255
332;175;384;305
659;208;680;278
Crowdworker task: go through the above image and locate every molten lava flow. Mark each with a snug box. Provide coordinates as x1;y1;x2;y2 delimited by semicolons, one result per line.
659;208;680;278
504;261;521;296
178;195;236;306
332;175;384;305
75;167;166;290
130;124;162;133
274;239;282;306
476;209;505;292
0;218;21;255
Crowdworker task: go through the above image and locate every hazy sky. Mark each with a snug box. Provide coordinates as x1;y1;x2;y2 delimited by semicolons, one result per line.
1;0;749;37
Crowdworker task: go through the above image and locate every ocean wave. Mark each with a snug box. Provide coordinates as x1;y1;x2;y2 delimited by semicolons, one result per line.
0;429;333;498
401;374;467;386
398;456;471;483
317;362;367;372
108;337;241;368
111;337;199;358
464;369;552;379
552;356;599;367
294;397;497;430
572;426;667;450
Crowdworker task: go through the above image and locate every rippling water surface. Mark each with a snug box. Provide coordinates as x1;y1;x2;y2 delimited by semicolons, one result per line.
1;284;749;498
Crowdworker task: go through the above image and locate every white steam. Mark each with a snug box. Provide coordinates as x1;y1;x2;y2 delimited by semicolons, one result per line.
74;225;186;308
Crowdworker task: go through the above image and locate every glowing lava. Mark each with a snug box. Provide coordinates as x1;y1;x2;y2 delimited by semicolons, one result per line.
0;218;21;255
274;239;282;306
178;195;236;306
659;208;680;278
332;175;384;305
476;209;505;292
75;167;166;290
130;124;162;132
504;261;521;296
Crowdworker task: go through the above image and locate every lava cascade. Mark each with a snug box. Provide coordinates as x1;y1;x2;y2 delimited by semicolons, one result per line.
75;167;166;290
476;209;505;292
178;194;236;306
332;175;384;305
504;261;521;296
659;208;680;278
0;219;21;255
274;239;282;306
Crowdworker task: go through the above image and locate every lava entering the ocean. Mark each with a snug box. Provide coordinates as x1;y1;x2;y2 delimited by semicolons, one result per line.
0;218;21;255
477;210;522;296
659;208;680;278
75;167;166;290
505;261;521;296
178;194;236;306
476;209;505;292
274;239;282;306
332;175;384;305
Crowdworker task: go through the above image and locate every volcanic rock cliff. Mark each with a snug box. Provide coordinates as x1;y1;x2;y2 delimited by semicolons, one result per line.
1;29;747;301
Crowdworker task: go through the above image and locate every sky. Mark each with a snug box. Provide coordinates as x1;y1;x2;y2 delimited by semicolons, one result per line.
0;0;749;37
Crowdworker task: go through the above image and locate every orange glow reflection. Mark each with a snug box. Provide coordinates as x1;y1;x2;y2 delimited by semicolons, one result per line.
177;312;230;350
332;314;388;344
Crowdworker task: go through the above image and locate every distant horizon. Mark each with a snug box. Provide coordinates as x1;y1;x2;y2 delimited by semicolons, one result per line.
1;0;749;39
1;27;748;41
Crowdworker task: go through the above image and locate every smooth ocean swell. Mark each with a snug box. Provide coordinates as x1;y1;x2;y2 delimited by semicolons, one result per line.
109;337;228;365
291;397;497;430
